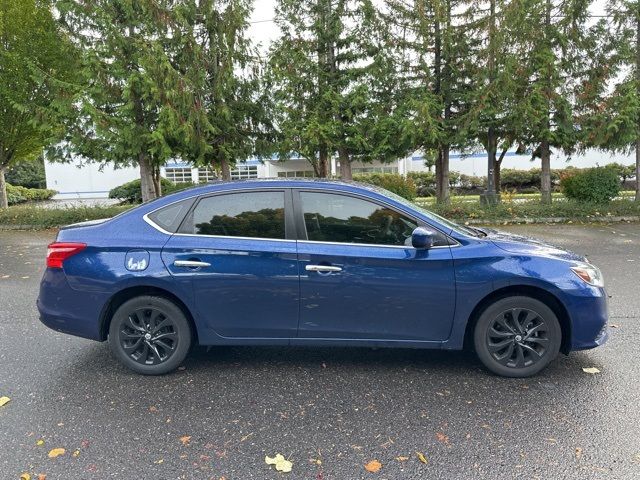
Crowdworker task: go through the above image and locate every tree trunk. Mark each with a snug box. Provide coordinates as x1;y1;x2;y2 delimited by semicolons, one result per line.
139;154;157;203
494;159;501;193
486;127;498;196
318;145;329;177
220;158;231;181
0;166;8;209
540;140;552;204
152;164;162;197
436;146;450;204
338;148;352;180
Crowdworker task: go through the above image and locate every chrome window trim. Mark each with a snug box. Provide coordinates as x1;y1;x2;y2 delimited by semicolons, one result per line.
142;184;461;248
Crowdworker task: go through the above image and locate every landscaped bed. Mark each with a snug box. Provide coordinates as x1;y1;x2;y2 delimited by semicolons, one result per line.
1;198;639;229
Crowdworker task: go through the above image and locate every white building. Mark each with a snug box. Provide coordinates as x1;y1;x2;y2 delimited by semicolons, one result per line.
45;149;635;199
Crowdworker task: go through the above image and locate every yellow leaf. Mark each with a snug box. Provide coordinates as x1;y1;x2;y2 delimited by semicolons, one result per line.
364;459;382;473
72;450;80;457
416;452;428;464
395;456;409;462
179;435;191;446
36;439;45;446
575;447;583;459
20;474;31;480
265;454;293;473
48;448;65;458
0;396;10;407
582;367;600;374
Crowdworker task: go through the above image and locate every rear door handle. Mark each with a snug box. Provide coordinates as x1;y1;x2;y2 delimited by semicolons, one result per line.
174;260;211;268
305;265;342;273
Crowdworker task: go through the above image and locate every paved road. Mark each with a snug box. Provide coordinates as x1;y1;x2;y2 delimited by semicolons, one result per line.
0;224;639;479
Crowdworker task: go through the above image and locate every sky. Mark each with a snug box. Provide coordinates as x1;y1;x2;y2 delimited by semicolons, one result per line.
247;0;609;51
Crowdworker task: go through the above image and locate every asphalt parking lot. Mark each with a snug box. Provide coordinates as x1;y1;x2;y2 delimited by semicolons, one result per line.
0;223;639;479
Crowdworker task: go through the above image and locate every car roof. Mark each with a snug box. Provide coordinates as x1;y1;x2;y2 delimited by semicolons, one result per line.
158;177;389;201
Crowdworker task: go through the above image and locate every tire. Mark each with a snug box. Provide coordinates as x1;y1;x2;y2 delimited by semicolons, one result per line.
108;295;192;375
473;296;561;378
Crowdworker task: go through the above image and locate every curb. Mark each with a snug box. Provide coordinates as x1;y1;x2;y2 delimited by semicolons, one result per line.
464;215;640;225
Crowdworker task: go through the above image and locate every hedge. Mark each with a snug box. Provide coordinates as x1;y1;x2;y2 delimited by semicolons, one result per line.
560;167;620;203
6;184;57;206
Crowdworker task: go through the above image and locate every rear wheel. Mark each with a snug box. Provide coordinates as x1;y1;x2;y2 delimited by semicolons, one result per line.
474;296;561;377
108;296;192;375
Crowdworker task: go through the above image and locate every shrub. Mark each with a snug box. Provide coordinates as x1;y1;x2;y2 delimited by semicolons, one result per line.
5;184;56;205
6;158;47;189
109;178;195;203
560;167;620;203
407;171;436;196
353;173;417;200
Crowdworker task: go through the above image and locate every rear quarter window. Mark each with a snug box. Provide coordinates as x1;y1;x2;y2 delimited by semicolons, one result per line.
147;198;195;233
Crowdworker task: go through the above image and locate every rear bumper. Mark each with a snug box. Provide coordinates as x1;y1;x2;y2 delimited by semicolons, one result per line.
37;269;107;341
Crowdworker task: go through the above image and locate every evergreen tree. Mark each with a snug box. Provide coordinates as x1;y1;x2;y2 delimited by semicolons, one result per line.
461;0;524;203
268;0;411;179
0;0;77;208
171;0;268;180
385;0;475;203
508;0;593;204
579;1;640;201
58;0;192;201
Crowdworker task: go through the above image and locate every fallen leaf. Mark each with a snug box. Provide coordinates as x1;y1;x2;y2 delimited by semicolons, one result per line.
149;406;158;412
36;439;45;446
575;447;583;459
20;474;31;480
582;367;600;374
395;456;409;462
154;459;164;464
0;396;10;407
266;454;293;473
416;452;428;464
364;459;382;473
609;324;619;328
37;475;46;480
72;450;80;457
48;448;65;458
179;435;191;446
435;432;450;445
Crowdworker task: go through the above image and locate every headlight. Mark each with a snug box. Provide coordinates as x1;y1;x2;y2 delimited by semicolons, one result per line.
571;264;604;287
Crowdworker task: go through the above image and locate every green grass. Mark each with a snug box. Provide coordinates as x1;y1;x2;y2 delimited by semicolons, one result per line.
0;205;133;229
425;198;640;222
415;190;636;205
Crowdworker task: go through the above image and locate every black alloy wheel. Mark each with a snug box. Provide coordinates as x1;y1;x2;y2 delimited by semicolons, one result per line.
474;296;561;377
109;296;192;375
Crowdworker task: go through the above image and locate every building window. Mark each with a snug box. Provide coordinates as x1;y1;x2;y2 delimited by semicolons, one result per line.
165;167;192;183
351;166;398;174
198;167;217;183
276;170;315;178
230;165;258;180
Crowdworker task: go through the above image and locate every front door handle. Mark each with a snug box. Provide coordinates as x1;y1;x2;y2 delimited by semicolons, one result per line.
174;260;211;268
305;265;342;273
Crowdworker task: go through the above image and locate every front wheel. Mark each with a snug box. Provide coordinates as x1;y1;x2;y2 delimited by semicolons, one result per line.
474;296;561;378
108;296;192;375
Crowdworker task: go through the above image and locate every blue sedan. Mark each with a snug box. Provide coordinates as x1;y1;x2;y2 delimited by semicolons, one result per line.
37;179;608;377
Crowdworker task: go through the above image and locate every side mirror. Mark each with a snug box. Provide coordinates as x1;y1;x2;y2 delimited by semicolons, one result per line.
411;227;435;249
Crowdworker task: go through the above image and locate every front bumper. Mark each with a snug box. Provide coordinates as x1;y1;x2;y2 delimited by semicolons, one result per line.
564;287;609;351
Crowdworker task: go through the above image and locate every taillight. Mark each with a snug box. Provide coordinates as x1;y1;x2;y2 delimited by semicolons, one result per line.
46;242;87;269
